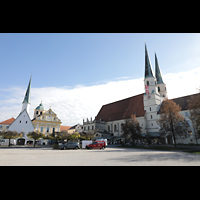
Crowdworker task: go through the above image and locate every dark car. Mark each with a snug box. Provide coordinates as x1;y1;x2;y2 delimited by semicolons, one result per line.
59;142;80;150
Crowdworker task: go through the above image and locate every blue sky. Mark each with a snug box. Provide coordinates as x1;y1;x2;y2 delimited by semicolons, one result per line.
0;33;200;125
1;33;199;88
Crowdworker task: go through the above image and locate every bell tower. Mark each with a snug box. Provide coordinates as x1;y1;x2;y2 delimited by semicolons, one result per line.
33;101;45;118
143;44;162;135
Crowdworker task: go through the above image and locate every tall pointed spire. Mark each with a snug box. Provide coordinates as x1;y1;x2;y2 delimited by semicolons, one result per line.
145;43;154;78
21;76;32;114
22;76;31;104
155;53;164;84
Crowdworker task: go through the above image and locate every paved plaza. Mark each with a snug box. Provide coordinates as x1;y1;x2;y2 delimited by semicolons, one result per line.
0;146;200;166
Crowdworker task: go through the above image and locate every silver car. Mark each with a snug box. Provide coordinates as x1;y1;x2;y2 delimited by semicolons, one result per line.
59;142;80;150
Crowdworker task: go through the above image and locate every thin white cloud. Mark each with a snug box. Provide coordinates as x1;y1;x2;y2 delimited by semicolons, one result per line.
0;67;200;126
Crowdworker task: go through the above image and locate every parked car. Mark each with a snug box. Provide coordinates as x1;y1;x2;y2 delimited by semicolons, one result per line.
59;142;80;150
86;141;106;150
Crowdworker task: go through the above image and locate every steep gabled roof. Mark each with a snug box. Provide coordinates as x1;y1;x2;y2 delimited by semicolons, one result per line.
95;93;145;122
158;93;199;114
9;109;35;132
172;93;199;111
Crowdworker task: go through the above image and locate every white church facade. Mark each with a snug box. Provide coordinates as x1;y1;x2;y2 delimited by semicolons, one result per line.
83;44;196;144
9;77;35;145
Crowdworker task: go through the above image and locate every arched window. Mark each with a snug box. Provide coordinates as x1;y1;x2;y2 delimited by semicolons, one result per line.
114;124;117;132
147;81;149;86
158;87;160;92
108;125;110;132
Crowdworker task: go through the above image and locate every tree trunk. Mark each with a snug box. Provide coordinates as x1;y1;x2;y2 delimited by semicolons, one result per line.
34;139;36;147
172;129;177;148
8;138;11;147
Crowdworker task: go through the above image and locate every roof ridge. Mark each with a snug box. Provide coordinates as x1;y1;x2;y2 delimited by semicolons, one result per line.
102;93;144;107
170;93;199;101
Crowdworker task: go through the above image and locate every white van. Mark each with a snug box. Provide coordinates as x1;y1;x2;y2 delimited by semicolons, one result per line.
0;139;9;146
82;140;93;148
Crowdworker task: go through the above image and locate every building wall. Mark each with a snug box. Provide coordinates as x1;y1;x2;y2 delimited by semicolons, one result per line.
9;110;34;138
0;124;10;132
32;109;61;135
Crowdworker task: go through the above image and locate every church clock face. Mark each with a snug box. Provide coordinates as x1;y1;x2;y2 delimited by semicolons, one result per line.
147;94;151;99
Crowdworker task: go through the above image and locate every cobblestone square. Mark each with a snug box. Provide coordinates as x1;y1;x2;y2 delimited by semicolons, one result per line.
0;146;200;166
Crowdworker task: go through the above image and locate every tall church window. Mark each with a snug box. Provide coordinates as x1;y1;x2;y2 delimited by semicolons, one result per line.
147;81;149;86
114;124;117;132
108;125;110;132
158;87;160;92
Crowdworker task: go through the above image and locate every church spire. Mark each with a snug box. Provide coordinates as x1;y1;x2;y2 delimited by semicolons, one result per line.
22;76;31;104
155;53;164;84
145;43;154;78
21;76;31;114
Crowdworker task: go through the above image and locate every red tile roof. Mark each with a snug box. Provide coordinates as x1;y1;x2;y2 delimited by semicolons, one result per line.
158;93;199;114
60;126;71;131
95;93;145;122
171;93;199;111
0;117;15;125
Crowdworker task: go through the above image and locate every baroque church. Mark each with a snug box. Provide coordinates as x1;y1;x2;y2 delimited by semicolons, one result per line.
83;44;196;144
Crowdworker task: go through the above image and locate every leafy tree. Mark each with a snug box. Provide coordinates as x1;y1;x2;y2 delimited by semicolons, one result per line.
121;115;142;146
0;130;22;146
80;132;94;140
50;131;70;143
158;99;190;148
67;132;80;142
27;131;45;147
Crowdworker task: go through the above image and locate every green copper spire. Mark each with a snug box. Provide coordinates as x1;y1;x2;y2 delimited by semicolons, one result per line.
145;44;154;78
22;76;31;104
155;53;164;84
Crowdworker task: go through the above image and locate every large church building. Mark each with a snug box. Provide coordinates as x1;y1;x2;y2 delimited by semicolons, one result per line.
83;44;196;144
